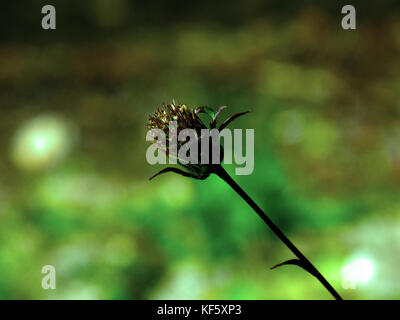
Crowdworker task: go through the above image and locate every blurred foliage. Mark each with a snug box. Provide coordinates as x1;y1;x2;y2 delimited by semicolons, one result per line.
0;0;400;299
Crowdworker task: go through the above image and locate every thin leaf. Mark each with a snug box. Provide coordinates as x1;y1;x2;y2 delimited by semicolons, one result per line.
149;167;201;180
210;105;227;128
194;106;216;119
270;258;319;279
219;111;250;131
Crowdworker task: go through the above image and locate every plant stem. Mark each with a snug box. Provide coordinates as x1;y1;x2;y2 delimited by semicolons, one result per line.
213;165;343;300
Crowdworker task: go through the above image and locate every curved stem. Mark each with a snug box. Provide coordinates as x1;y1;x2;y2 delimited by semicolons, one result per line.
213;165;343;300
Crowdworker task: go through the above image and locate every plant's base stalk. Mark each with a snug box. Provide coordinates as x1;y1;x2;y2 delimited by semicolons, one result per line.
212;164;343;300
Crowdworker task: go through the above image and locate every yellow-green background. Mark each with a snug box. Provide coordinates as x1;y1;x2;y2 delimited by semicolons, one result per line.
0;0;399;299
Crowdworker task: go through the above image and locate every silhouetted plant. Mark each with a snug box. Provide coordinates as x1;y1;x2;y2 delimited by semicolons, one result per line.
148;102;343;300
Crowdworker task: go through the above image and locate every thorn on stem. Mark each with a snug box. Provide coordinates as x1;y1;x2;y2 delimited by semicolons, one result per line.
149;167;201;180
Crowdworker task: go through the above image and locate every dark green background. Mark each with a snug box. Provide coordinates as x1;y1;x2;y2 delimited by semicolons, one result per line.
0;0;399;299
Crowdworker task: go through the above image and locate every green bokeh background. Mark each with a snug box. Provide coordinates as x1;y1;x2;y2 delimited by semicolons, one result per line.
0;0;400;299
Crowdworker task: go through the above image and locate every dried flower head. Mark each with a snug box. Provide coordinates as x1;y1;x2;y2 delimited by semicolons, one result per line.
148;103;206;135
147;101;249;180
148;102;206;157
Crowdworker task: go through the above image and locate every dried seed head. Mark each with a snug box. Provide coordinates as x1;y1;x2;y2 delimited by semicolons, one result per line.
147;102;207;157
147;102;212;179
147;102;250;180
148;102;205;135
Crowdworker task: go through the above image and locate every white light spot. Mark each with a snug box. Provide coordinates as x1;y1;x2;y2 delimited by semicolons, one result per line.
33;136;47;152
342;257;375;285
10;115;78;171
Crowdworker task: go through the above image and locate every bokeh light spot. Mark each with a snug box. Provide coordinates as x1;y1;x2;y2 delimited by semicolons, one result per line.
342;257;375;285
10;115;77;171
